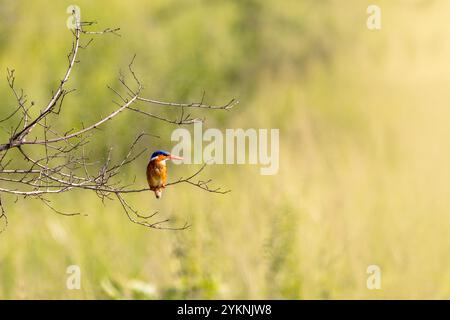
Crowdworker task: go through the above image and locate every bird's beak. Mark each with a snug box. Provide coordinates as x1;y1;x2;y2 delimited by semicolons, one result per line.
168;154;183;160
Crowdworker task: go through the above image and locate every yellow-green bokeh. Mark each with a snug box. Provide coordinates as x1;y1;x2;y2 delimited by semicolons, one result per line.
1;0;450;299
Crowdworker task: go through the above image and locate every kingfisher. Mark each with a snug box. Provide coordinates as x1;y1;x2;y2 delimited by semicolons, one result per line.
146;150;183;199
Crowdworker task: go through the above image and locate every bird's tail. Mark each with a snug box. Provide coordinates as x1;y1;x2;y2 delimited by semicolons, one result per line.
154;189;162;199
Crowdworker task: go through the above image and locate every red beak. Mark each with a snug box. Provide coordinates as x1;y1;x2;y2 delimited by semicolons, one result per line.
168;154;183;160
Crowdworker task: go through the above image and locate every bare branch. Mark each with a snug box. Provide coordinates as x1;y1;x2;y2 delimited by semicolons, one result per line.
0;15;235;232
136;96;239;110
0;195;8;234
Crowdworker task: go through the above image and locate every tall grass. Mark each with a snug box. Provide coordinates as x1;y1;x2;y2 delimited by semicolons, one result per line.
1;0;450;299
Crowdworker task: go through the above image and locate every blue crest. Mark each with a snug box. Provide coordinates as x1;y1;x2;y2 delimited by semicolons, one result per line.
150;150;170;160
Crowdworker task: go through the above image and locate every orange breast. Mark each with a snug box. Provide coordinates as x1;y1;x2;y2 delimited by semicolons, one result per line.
146;161;167;190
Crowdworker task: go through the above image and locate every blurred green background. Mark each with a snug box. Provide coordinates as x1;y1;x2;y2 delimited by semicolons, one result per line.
1;0;450;299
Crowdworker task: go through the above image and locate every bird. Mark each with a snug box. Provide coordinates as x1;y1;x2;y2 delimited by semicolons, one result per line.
146;150;183;199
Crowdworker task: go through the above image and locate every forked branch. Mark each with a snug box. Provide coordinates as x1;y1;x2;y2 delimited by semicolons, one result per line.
0;14;235;232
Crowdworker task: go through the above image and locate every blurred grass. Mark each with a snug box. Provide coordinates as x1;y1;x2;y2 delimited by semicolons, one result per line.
2;0;450;299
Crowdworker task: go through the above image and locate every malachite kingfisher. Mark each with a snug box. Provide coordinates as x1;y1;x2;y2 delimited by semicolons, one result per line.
146;150;183;199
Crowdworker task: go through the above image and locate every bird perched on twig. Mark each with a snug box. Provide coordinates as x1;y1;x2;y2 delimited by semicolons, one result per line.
146;150;183;199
